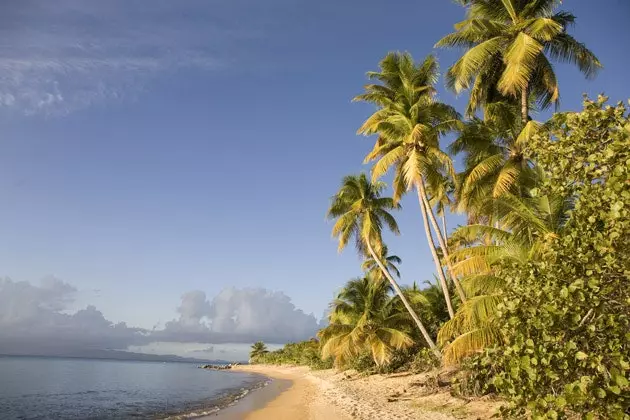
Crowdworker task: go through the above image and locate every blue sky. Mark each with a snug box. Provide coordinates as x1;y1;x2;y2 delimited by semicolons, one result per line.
1;1;629;358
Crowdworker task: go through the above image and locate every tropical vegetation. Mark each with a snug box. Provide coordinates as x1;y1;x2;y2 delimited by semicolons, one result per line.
318;275;414;367
250;1;628;418
326;173;439;354
252;339;333;370
249;341;268;361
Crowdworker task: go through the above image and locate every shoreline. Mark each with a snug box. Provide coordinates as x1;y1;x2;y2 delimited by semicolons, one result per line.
206;365;349;420
206;365;499;420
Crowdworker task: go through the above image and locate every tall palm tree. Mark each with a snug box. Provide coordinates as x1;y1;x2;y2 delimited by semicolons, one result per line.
450;101;541;217
436;0;601;123
355;52;466;312
427;176;455;241
318;276;414;367
327;174;440;355
361;245;402;280
439;191;571;364
249;342;269;361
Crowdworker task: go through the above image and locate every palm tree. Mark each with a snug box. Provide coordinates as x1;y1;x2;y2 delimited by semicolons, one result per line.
249;342;269;361
436;0;601;123
427;176;454;241
439;191;571;364
355;52;466;312
318;276;414;367
327;174;440;355
361;245;402;280
450;101;541;217
400;280;451;340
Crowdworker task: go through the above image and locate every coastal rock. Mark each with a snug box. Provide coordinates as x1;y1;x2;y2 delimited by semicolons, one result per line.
199;363;234;370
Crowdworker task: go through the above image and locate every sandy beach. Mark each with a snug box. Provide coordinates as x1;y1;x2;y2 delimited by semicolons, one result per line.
210;365;349;420
210;365;498;420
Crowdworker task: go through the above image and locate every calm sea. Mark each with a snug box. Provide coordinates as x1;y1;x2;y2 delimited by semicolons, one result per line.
0;356;267;419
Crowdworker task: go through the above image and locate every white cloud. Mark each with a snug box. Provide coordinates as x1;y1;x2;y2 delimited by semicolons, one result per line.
155;288;322;344
0;277;321;360
0;277;149;354
0;1;238;116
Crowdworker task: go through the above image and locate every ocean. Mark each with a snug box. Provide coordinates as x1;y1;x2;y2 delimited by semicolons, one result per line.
0;356;267;419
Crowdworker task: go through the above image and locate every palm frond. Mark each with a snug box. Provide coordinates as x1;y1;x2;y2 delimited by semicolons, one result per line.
392;166;409;204
438;294;501;342
450;223;513;245
461;274;505;296
500;0;517;22
461;153;505;194
451;254;492;278
442;325;501;365
531;54;559;109
545;33;602;79
492;161;520;197
498;32;543;96
515;120;542;146
447;37;505;92
375;209;401;235
442;0;599;117
370;145;405;180
524;17;563;42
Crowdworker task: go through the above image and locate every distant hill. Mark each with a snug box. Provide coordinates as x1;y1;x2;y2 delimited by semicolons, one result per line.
0;349;237;364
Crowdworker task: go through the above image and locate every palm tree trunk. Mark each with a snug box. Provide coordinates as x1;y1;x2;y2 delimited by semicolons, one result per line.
441;212;447;242
415;184;456;319
418;180;467;303
521;81;529;125
365;241;440;357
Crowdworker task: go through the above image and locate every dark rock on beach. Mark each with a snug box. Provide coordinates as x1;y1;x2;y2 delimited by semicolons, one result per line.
199;363;240;370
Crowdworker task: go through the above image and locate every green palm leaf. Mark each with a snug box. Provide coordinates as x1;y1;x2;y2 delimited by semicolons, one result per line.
442;325;501;365
327;174;438;353
318;277;415;367
499;32;544;96
437;0;601;115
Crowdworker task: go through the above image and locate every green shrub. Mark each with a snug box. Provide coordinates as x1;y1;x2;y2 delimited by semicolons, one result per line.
408;348;442;373
253;339;333;370
456;97;630;419
382;345;441;374
347;351;378;373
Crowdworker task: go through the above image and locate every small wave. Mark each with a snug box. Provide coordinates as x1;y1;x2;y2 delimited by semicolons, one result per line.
161;377;272;420
162;406;220;419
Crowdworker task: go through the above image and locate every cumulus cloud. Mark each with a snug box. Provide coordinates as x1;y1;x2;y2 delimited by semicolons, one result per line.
155;288;321;344
0;277;321;358
175;291;214;328
0;277;149;355
0;1;251;115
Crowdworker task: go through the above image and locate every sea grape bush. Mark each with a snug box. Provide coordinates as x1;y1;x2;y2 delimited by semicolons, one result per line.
456;97;630;419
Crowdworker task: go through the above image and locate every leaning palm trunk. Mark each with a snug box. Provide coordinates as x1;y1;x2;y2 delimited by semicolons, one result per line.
366;241;440;357
521;81;529;125
418;180;467;303
415;183;456;319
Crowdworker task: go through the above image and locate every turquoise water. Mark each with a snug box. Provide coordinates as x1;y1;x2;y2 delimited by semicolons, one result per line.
0;356;266;419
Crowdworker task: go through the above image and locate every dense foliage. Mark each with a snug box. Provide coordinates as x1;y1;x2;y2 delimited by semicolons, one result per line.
318;276;415;367
251;100;629;416
456;98;630;418
326;174;439;353
251;339;333;370
251;279;449;374
247;2;629;418
249;341;268;361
